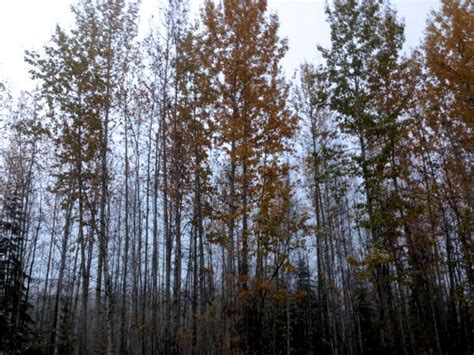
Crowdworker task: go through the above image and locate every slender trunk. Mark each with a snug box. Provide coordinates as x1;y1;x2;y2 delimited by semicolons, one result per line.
40;197;58;329
120;112;131;354
52;203;72;355
142;108;153;355
161;33;172;352
151;127;160;353
225;138;237;350
174;196;182;347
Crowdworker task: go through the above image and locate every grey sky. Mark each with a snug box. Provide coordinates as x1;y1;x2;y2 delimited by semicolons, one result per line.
0;0;440;94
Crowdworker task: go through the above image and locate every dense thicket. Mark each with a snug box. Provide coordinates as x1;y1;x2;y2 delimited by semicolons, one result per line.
0;0;471;354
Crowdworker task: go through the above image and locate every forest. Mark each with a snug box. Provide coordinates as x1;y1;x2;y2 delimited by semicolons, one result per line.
0;0;472;354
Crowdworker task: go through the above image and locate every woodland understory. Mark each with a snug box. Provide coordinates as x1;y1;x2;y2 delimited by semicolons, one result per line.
0;0;472;354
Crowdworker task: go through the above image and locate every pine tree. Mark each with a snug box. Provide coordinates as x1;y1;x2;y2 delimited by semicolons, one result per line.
0;96;44;353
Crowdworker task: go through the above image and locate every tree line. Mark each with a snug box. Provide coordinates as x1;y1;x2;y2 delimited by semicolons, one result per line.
0;0;471;354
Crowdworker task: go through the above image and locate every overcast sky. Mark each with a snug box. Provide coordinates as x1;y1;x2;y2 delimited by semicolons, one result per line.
0;0;440;95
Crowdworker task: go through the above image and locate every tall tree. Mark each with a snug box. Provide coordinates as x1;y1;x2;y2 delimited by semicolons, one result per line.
26;1;139;352
201;0;297;351
318;0;407;351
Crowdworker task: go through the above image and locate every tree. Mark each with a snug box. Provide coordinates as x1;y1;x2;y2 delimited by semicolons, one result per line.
400;1;473;350
0;92;44;353
423;0;473;289
26;0;139;352
0;0;469;353
318;0;407;351
201;0;297;351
